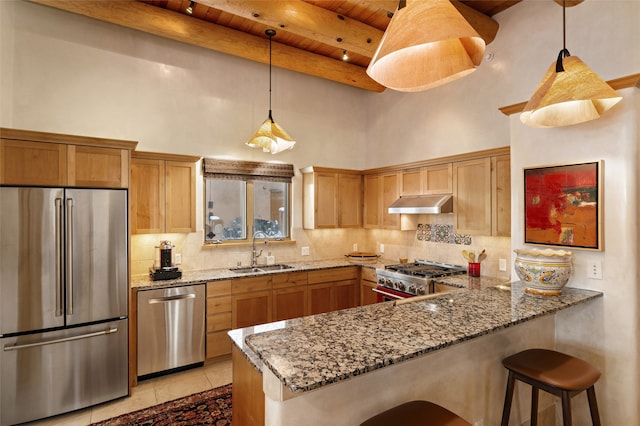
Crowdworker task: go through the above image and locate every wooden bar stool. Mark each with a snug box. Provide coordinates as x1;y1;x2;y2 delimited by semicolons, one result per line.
360;400;471;426
501;349;601;426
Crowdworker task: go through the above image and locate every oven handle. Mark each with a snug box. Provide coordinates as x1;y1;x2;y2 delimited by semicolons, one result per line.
372;287;406;300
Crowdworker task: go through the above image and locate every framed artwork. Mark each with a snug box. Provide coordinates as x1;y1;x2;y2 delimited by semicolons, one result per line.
524;161;603;251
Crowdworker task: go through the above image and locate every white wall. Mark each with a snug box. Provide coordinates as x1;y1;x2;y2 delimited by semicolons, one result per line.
0;1;369;169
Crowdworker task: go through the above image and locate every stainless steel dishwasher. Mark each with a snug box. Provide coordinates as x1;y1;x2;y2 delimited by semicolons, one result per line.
137;284;206;380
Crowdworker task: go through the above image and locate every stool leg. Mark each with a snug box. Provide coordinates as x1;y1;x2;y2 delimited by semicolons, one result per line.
501;371;516;426
561;391;573;426
586;386;601;426
530;387;539;426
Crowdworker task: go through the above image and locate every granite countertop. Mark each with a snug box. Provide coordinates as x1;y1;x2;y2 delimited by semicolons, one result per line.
231;282;602;394
131;258;386;290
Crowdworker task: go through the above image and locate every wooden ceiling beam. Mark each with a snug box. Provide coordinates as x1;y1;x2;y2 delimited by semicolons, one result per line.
199;0;383;57
29;0;386;92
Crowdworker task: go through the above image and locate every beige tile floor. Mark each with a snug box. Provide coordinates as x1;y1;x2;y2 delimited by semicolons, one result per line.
27;359;232;426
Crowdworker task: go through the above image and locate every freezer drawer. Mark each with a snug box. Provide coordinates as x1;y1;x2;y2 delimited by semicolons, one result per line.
137;284;205;379
0;319;128;425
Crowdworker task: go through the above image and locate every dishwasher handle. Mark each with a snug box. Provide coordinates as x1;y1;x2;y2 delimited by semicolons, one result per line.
148;293;197;304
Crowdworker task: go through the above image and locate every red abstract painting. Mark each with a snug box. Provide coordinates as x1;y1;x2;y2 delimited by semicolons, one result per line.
524;162;602;250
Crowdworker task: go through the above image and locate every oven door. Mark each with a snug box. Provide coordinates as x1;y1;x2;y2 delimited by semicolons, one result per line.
373;286;414;303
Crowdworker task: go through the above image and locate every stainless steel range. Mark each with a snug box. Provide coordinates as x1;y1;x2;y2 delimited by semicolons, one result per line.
374;260;467;301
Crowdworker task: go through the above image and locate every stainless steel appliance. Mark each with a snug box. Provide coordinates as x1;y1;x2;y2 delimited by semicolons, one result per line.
0;187;129;425
375;260;466;302
137;284;205;380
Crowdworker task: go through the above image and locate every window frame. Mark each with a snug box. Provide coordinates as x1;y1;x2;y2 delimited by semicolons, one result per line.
202;159;294;246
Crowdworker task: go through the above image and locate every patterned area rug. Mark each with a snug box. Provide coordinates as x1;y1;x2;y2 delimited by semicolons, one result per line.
91;384;232;425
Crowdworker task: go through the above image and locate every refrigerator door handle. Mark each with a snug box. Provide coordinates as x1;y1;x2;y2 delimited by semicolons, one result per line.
148;293;197;304
3;328;119;351
55;197;64;317
66;197;74;315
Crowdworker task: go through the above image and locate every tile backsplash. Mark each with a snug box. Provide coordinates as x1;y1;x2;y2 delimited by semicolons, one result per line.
416;224;472;245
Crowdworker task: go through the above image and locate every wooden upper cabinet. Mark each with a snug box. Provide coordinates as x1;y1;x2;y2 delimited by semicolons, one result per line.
381;172;400;229
131;158;165;234
131;151;200;234
453;158;492;235
401;164;452;196
0;128;136;187
0;140;67;186
301;167;362;229
337;173;362;228
363;174;380;229
364;172;400;230
492;154;511;237
423;163;452;194
401;169;422;196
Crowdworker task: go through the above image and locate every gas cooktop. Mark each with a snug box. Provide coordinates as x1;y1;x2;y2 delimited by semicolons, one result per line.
384;260;467;278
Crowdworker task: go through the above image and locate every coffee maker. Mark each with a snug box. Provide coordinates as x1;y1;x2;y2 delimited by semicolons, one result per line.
150;240;182;281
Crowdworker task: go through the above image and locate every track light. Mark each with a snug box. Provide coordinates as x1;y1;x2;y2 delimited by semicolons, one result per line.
186;1;195;15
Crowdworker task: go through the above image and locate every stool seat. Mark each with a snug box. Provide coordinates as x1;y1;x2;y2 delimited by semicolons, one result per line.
501;348;601;426
502;348;601;391
360;400;471;426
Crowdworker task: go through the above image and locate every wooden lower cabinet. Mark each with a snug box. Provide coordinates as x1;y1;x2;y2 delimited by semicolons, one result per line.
272;272;308;321
231;276;273;329
232;345;264;426
360;267;378;306
308;267;359;315
206;280;232;360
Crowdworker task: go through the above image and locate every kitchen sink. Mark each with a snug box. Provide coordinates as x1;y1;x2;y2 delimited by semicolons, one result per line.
230;264;294;274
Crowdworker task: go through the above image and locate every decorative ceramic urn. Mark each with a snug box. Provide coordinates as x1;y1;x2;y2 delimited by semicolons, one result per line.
514;248;573;295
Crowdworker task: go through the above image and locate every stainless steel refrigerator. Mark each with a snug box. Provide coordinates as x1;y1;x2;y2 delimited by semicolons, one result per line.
0;187;129;425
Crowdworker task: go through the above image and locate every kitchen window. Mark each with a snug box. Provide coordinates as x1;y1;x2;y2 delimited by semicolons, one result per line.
203;159;293;244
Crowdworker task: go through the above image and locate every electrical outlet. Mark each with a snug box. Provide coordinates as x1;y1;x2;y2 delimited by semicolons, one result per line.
379;243;385;253
587;260;603;279
353;243;358;252
301;246;310;256
175;253;182;265
499;258;507;272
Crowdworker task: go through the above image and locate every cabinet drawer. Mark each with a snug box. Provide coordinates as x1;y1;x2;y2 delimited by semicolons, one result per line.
272;272;308;289
207;296;231;314
360;267;377;282
308;267;359;284
232;276;272;294
207;312;232;333
206;330;232;359
207;280;232;298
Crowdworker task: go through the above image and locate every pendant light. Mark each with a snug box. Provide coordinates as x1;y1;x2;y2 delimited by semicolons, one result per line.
366;0;485;92
246;29;296;154
520;0;622;128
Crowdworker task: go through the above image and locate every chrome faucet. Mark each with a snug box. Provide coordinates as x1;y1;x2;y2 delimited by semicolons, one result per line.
251;231;269;267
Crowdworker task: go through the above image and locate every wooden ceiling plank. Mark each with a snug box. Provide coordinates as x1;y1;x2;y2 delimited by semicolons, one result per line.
358;0;499;45
29;0;385;92
196;0;383;57
451;0;499;45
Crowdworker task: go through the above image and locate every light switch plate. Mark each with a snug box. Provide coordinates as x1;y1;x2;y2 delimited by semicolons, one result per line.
301;246;310;256
379;243;385;253
499;259;507;272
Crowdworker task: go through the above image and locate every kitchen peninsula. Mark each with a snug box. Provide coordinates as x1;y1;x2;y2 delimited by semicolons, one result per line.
229;282;602;426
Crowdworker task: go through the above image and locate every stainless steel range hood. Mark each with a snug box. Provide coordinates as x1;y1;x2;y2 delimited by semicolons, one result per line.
388;194;454;214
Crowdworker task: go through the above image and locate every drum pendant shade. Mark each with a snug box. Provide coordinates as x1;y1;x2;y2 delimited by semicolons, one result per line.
366;0;485;92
